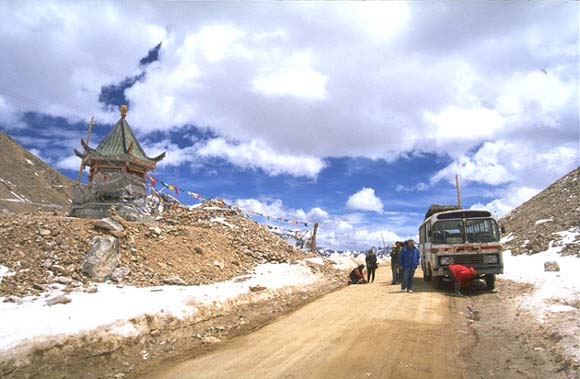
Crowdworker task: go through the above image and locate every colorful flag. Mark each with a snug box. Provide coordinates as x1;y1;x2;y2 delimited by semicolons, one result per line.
148;176;157;188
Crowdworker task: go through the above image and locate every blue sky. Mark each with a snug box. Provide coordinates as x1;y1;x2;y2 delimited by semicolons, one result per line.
0;2;578;249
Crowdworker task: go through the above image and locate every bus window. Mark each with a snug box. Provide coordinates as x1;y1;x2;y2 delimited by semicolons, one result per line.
432;220;465;245
426;223;431;243
465;219;500;243
419;225;425;244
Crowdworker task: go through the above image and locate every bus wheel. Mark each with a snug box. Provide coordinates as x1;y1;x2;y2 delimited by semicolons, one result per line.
485;274;496;291
432;275;443;290
424;264;432;282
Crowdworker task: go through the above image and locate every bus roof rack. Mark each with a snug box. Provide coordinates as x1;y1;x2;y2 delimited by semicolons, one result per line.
424;204;461;220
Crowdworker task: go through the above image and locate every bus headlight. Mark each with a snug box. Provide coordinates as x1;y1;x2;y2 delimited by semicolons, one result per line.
483;255;498;264
440;256;454;265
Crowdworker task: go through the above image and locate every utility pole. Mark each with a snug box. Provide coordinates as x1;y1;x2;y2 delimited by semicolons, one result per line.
455;175;463;209
310;223;319;254
77;117;95;184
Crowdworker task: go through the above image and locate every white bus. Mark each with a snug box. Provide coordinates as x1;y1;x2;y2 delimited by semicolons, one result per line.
419;208;504;290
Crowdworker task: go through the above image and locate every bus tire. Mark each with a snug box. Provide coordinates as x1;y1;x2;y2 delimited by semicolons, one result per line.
485;274;496;291
424;264;432;282
432;275;443;290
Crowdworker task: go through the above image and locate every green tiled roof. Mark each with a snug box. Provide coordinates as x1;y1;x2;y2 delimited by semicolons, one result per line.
94;118;164;164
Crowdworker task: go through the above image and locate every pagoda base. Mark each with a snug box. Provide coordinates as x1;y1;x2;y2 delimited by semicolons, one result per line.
69;202;154;223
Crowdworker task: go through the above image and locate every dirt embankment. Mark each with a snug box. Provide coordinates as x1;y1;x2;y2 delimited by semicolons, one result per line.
1;276;345;379
0;202;323;297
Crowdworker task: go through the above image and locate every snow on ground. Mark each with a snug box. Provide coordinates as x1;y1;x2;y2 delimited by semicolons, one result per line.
326;253;359;271
0;266;15;283
0;261;322;355
502;227;580;361
535;218;553;225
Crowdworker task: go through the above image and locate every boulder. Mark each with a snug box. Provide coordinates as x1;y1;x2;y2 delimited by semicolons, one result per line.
163;276;186;286
94;218;124;233
46;295;72;306
544;261;560;272
81;236;120;281
111;266;131;282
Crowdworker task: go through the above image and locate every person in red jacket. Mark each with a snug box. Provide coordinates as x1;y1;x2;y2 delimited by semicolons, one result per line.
449;264;477;296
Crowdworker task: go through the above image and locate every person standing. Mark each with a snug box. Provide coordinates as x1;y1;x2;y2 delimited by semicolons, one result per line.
365;249;378;283
399;239;420;293
390;242;402;285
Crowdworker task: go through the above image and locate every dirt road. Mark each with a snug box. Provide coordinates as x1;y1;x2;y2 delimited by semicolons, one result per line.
147;267;466;379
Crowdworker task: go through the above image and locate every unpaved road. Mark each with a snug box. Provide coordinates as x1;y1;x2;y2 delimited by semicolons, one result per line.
147;267;466;379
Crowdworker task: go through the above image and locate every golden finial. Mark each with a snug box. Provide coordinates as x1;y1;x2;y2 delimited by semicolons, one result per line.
120;105;128;118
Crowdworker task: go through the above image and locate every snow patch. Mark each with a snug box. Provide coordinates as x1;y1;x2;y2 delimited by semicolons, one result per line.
25;159;34;166
535;218;553;225
500;232;515;243
0;261;322;353
210;217;239;229
0;266;15;283
502;228;580;361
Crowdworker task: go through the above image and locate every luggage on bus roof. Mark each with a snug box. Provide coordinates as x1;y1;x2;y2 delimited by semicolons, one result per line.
424;204;461;220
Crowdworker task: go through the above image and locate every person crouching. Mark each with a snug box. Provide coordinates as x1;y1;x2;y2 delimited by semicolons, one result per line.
349;264;367;285
449;264;477;296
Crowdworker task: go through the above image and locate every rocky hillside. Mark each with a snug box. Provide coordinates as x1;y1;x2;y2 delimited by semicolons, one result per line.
0;200;339;298
501;167;580;256
0;132;75;213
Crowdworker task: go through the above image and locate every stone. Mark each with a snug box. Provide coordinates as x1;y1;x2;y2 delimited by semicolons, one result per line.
46;295;72;306
55;276;73;285
111;266;131;282
85;287;98;293
3;296;23;305
50;264;66;274
81;235;120;281
163;276;186;286
150;329;161;337
94;218;124;232
39;229;51;236
202;336;221;344
213;260;225;270
194;246;204;255
544;261;560;272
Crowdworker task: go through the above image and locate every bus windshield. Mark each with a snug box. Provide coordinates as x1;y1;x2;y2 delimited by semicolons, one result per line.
465;219;500;243
432;220;465;245
431;218;500;245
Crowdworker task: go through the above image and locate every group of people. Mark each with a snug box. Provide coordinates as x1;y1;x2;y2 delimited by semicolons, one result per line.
348;240;477;296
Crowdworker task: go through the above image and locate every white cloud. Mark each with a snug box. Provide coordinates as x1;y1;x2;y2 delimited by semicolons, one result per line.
432;140;579;189
470;186;540;217
251;67;327;100
346;187;384;213
197;138;326;178
55;155;81;171
396;182;429;192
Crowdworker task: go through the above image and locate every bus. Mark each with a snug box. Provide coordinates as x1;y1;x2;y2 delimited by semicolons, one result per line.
419;207;504;290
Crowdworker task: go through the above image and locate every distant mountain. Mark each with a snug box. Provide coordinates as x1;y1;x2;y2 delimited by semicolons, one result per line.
0;132;75;213
501;167;580;256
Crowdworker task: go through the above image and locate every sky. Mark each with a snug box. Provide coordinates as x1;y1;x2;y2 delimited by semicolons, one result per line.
0;1;578;250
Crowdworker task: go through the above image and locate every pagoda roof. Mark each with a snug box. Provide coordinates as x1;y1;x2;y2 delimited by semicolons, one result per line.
76;116;165;165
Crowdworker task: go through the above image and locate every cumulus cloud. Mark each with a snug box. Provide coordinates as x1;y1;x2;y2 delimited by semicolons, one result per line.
470;186;540;217
346;187;384;213
197;138;326;178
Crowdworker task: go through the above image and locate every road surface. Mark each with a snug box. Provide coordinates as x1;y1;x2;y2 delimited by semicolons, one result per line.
147;266;464;379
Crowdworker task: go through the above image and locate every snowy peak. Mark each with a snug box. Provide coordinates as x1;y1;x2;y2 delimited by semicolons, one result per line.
501;167;580;256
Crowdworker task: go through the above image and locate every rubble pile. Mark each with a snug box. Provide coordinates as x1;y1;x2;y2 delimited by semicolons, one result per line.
500;167;580;256
0;199;328;298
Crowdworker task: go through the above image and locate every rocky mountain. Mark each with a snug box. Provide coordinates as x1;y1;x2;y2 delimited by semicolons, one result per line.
501;167;580;256
0;132;75;213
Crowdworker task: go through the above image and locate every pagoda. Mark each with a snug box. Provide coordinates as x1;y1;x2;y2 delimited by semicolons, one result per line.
70;105;165;221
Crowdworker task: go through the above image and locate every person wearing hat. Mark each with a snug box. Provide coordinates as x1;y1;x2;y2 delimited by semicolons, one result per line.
365;249;378;283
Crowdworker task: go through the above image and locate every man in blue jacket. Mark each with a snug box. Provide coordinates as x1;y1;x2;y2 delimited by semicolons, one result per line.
399;239;420;293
